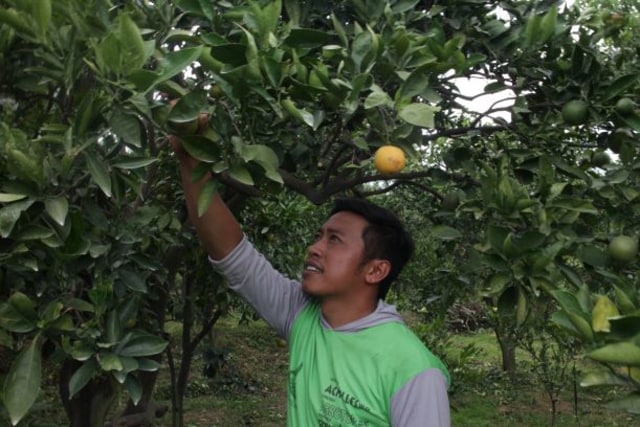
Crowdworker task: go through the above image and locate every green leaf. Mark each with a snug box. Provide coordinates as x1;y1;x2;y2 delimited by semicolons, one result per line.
117;332;168;357
181;135;222;163
558;263;583;288
118;356;140;374
44;197;68;227
98;352;123;372
551;290;584;314
112;157;159;170
124;375;142;405
0;302;36;333
68;358;98;398
105;310;123;345
137;358;160;372
50;315;74;331
430;225;462;241
197;180;218;218
485;272;511;296
566;310;594;341
168;90;208;123
240;144;283;184
3;336;42;426
68;299;95;313
486;225;509;252
284;28;332;48
175;0;205;15
66;340;96;362
550;311;582;338
620;114;640;133
391;0;420;13
398;103;439;128
364;89;392;109
9;292;37;319
118;269;147;293
30;0;52;37
0;200;34;238
613;284;637;314
587;342;640;366
0;193;27;203
0;9;35;37
198;0;215;22
577;245;608;268
602;74;638;102
85;152;112;198
14;224;54;241
284;0;300;26
110;108;142;147
580;370;628;387
229;164;254;186
156;46;203;85
351;30;373;72
118;13;146;72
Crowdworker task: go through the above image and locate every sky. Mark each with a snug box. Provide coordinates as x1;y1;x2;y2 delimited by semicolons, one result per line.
453;0;577;122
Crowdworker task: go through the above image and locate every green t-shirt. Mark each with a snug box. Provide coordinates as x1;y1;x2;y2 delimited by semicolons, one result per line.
288;301;450;426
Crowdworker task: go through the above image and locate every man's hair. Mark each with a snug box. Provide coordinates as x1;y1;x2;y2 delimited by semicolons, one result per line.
330;198;414;300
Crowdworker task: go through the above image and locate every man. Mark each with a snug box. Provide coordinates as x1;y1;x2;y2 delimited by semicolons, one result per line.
172;137;451;426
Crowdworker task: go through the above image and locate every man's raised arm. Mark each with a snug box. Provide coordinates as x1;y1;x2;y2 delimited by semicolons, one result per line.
171;136;243;260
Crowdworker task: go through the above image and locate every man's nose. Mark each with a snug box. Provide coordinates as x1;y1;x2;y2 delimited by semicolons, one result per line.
307;238;323;256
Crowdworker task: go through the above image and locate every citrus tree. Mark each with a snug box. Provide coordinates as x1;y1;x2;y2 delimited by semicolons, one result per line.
0;1;235;426
2;0;640;425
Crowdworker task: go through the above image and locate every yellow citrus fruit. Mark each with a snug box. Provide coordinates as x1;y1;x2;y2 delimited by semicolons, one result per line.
374;145;406;175
592;295;619;333
608;235;638;262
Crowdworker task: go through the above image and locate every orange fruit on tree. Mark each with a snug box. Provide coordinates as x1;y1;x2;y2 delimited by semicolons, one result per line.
374;145;406;175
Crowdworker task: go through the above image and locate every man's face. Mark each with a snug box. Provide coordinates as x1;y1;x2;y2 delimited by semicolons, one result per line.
301;211;371;297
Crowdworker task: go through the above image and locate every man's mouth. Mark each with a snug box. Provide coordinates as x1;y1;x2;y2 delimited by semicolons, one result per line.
304;262;322;273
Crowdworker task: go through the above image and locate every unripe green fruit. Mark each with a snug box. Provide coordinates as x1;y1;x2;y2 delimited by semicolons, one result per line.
562;100;589;126
608;235;638;263
441;193;460;211
591;151;610;167
615;97;635;116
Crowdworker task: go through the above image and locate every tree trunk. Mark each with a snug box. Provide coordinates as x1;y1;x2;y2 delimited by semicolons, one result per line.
494;326;517;382
59;359;119;427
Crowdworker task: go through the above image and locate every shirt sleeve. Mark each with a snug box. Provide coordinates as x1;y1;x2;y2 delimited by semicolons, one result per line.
390;368;451;427
208;235;309;339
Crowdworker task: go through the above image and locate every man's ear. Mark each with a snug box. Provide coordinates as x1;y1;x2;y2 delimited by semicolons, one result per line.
363;259;391;285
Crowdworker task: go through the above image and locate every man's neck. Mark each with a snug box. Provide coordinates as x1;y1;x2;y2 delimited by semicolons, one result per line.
320;297;378;328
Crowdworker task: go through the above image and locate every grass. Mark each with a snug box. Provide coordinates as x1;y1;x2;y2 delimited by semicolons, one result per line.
6;317;640;426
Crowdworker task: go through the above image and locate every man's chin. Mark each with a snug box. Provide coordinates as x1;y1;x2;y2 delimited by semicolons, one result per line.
301;278;322;296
